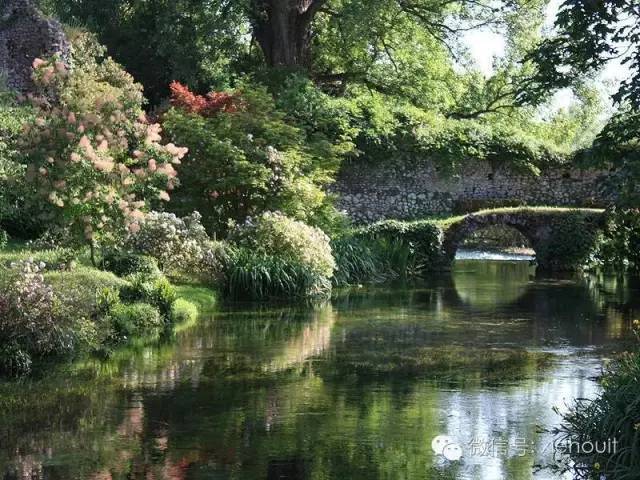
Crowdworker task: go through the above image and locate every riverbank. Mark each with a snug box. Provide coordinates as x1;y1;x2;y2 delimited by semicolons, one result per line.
0;242;215;377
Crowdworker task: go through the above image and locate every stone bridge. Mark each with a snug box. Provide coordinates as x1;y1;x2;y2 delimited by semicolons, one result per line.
440;207;606;270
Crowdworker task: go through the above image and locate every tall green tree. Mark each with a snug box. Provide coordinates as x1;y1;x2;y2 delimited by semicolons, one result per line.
522;0;640;204
44;0;548;114
522;0;640;109
42;0;248;103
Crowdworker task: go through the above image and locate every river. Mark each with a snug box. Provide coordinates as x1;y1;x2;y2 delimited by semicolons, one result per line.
0;255;638;480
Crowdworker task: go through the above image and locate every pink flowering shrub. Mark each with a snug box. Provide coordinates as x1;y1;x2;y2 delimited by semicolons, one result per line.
0;260;95;375
20;34;187;248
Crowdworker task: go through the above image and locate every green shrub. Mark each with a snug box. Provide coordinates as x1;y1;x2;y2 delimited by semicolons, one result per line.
536;213;601;270
355;219;444;276
96;286;122;315
120;274;177;320
101;251;161;278
199;240;232;285
0;260;99;376
170;298;198;324
0;343;33;378
109;302;162;338
555;322;640;479
0;88;37;238
224;247;331;300
0;229;7;249
45;267;127;318
229;212;335;279
124;211;210;273
590;208;640;272
331;236;388;286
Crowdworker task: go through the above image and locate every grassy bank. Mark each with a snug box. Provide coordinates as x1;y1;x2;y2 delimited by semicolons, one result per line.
0;243;216;378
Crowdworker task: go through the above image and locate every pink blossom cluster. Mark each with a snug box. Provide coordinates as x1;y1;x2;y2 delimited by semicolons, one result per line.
22;58;188;240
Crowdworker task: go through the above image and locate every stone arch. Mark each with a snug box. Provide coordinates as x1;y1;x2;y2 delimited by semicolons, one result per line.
443;212;542;261
440;208;606;270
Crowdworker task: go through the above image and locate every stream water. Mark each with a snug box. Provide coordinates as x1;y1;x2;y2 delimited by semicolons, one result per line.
1;257;638;480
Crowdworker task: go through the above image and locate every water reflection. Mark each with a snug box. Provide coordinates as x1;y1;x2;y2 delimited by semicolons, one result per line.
0;261;638;480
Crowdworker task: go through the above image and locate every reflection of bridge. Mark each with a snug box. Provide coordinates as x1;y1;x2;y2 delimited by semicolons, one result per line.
440;207;605;270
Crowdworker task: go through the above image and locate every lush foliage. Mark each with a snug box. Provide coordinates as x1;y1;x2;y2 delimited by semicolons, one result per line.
332;219;444;285
109;302;162;339
524;0;640;112
223;247;332;301
100;251;160;278
555;321;640;479
164;83;341;234
170;298;199;324
222;212;335;299
19;34;187;249
0;89;36;237
357;220;444;273
124;211;209;273
524;0;640;206
229;212;335;279
0;244;202;377
331;236;388;286
120;273;177;320
591;208;640;272
535;213;602;271
0;260;96;376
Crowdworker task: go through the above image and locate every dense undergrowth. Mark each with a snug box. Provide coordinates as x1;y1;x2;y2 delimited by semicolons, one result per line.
0;246;200;377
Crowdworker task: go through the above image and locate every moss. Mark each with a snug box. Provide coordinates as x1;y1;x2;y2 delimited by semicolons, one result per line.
174;284;217;312
435;206;605;229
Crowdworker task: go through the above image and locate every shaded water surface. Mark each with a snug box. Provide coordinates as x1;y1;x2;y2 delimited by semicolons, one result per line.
1;260;639;480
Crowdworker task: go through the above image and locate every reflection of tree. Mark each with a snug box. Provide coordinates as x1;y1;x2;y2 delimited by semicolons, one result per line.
0;304;337;479
1;267;637;480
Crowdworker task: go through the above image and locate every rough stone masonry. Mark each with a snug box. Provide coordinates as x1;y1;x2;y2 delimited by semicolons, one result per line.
333;158;611;223
0;0;69;92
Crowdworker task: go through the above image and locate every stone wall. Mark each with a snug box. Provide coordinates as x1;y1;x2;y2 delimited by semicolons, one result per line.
0;0;70;92
333;158;610;223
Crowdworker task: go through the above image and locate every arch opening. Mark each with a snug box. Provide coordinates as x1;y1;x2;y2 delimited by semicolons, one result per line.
455;224;535;261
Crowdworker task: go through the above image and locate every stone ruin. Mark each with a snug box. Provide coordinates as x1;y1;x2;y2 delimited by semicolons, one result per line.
0;0;70;92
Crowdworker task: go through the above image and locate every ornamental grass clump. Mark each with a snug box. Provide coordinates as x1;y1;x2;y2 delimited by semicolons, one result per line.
230;212;335;278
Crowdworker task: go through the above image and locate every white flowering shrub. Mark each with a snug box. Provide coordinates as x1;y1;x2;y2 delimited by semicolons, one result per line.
125;211;209;273
229;211;335;278
199;240;232;284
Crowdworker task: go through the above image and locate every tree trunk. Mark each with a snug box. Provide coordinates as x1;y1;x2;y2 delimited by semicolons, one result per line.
250;0;324;68
89;239;98;268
